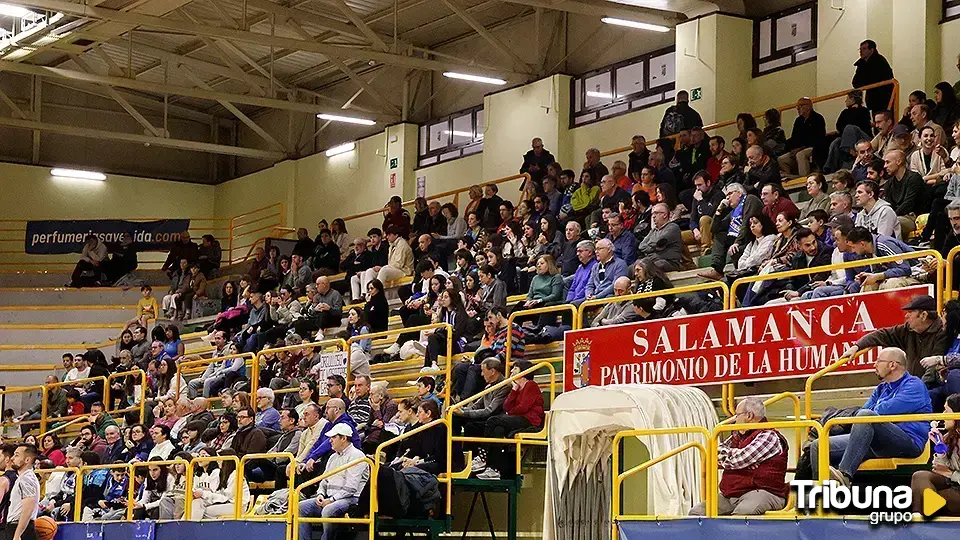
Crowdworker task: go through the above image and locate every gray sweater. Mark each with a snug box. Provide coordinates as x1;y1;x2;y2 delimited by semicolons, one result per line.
458;376;511;419
636;221;683;267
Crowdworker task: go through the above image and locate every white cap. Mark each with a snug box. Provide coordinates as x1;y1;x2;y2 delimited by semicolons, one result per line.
327;423;354;438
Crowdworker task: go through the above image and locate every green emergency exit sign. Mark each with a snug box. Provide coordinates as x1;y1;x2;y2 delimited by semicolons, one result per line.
390;157;399;169
691;88;702;101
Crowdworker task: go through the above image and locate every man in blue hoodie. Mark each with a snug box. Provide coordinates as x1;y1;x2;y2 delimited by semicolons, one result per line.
299;398;360;477
809;346;931;487
843;226;918;292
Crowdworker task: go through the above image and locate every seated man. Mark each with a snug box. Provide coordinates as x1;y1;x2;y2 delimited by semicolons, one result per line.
802;215;859;299
636;204;683;272
606;213;637;266
743;145;780;193
294;276;344;339
300;398;360;477
190;331;245;397
882;149;926;239
71;234;108;287
843;226;917;292
297;423;369;540
844;294;947;386
698;183;763;281
778;97;826;177
451;358;509;469
685;171;724;254
582;239;627;304
590;277;638;327
758;228;832;305
365;225;414;285
853;180;899;238
690;397;788;516
565;241;597;305
255;387;280;431
759;183;799;223
809;347;931;487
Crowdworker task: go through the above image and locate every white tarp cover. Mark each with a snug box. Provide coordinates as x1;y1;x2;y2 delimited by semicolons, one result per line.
543;384;719;540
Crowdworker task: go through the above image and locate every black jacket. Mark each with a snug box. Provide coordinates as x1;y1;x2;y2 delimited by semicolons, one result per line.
477;195;504;231
660;102;704;136
744;159;781;192
520;149;555;182
787;111;827;152
836;106;873;135
311;241;340;273
884;170;926;216
341;249;374;277
789;244;834;292
628;149;650;178
292;238;315;258
691;185;725;228
713;193;763;248
368;242;388;267
852;52;894;113
364;292;390;333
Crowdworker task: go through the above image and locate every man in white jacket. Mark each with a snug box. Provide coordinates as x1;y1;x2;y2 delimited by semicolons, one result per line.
297;423;369;540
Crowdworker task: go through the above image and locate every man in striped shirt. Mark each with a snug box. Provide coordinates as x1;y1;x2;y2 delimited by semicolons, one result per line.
488;307;525;363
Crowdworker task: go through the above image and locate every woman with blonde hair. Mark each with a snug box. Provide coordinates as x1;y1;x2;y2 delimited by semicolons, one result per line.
464;185;483;216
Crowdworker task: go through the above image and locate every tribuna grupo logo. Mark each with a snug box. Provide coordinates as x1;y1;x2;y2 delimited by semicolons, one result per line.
792;480;946;525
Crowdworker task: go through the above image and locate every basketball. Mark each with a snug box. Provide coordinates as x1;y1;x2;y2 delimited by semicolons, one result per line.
34;516;58;540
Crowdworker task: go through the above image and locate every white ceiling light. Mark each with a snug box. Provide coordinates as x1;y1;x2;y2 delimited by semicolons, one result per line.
51;168;106;181
442;72;507;86
444;130;474;137
325;142;356;157
601;17;670;33
587;91;614;99
0;3;31;17
316;113;376;126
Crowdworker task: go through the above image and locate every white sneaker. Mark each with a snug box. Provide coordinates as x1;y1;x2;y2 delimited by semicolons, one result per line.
418;362;439;373
471;456;487;473
385;342;400;355
476;469;500;480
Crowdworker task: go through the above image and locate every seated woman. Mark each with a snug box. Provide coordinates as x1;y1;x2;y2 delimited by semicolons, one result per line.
632;258;675;314
132;459;172;519
515;221;545;292
475;360;545;480
563;170;600;223
915;124;954;245
423;289;470;372
742;212;802;307
800;173;831;222
514;255;564;328
761;108;787;157
363;384;399;454
391;400;447;476
175;264;207;320
346;307;372;378
162;258;190;319
363;278;389;333
123;423;154;462
724;214;777;287
655;183;688;228
911;393;960;516
189;449;250;520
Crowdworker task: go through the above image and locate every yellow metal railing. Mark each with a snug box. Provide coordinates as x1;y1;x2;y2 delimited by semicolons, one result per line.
239;451;295;526
292;457;375;540
946;244;960;295
0;384;48;434
445;360;556;480
178;352;256;398
253;338;348;396
578;281;730;328
184;454;243;519
104;369;147;424
506;304;579;366
803;348;875;421
728;249;944;311
612;426;710;534
373;417;451;518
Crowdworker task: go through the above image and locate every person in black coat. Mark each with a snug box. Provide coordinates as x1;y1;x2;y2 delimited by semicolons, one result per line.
519;137;555;189
852;39;894;114
477;185;505;232
394;400;447;476
423;289;470;370
363;278;390;333
748;229;833;306
310;229;340;277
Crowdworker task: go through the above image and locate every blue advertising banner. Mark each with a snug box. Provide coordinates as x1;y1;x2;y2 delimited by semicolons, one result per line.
25;219;190;255
56;520;283;540
618;517;958;540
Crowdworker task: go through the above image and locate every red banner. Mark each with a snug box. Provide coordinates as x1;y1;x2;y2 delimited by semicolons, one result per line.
563;285;934;391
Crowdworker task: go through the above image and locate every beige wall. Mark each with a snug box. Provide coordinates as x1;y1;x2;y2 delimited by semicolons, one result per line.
943;19;960;84
568;102;670;168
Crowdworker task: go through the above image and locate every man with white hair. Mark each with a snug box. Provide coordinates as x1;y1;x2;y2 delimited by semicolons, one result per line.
566;240;597;305
611;160;631;191
636;203;683;272
698;182;762;280
689;397;788;515
583;238;626;303
297;423;369;540
102;425;125;463
809;347;931;488
590;277;639;327
255;387;280;431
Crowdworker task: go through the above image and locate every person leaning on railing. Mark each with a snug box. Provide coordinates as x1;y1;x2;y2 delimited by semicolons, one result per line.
475;360;545;481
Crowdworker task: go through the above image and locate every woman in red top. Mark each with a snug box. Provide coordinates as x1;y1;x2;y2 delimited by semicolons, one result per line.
475;360;545;480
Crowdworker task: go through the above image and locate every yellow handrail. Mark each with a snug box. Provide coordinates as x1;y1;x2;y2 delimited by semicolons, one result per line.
728;249;944;311
72;462;135;522
506;304;579;366
0;384;48;434
36;466;80;504
578;281;730;327
127;458;191;520
349;323;452;408
184;454;242;519
373;417;451;517
947;244;960;295
611;426;710;532
710;420;825;517
38;415;87;438
292;457;375;540
804;348;873;420
254;338;347;393
178;352;256;398
719;391;803;463
238;451;295;525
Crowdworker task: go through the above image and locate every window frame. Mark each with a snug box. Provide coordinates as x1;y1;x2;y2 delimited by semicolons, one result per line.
569;46;676;130
944;0;960;23
417;104;484;168
752;2;818;78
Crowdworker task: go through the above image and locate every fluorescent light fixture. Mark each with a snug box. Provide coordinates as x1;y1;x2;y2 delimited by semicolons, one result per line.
442;72;507;86
51;168;106;181
444;130;474;137
325;142;356;157
316;113;375;126
601;17;670;32
586;91;614;99
0;3;31;17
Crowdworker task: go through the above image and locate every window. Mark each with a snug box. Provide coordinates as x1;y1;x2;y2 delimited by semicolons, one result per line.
753;3;817;77
945;0;960;23
570;47;676;129
418;104;484;168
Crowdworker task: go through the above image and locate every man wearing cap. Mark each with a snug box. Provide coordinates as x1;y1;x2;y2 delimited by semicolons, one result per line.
297;422;369;540
841;295;948;385
809;347;931;488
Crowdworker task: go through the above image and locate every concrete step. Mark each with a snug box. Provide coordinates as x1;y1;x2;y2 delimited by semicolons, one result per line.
0;306;136;324
0;270;171;288
0;326;122;345
0;287;144;306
